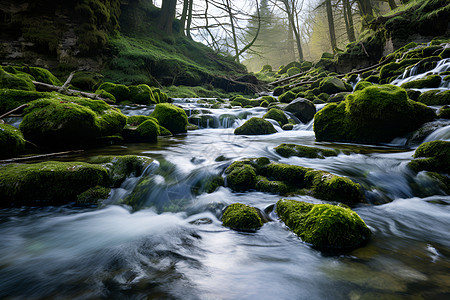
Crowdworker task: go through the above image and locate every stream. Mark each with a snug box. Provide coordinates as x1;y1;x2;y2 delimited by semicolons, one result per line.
1;62;450;299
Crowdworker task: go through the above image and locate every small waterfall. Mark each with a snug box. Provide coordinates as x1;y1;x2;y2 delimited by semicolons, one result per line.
391;58;450;88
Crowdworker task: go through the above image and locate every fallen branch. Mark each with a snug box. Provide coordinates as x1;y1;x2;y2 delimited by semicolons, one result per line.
336;56;393;78
32;81;114;104
59;71;76;92
0;150;84;164
0;104;29;119
359;42;370;58
269;69;312;86
288;80;316;89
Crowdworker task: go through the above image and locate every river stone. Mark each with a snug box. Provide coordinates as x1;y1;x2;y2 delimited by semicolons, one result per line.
284;98;316;123
234;117;277;135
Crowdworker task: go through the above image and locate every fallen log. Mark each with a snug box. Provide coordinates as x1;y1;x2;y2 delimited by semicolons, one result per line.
269;69;312;86
32;81;114;104
0;150;84;164
0;104;29;119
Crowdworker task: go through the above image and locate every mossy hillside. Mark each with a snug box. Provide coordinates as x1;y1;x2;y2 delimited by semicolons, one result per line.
314;85;436;144
417;90;450;105
0;89;53;114
0;161;109;207
276;199;371;250
88;155;153;187
400;75;442;89
234;117;277;135
408;140;450;174
225;158;364;205
150;103;188;134
222;203;263;231
0;67;36;91
19;96;126;147
274;143;338;159
263;108;288;126
0;124;26;159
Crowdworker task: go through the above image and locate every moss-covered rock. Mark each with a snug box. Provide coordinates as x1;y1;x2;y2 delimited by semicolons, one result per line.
0;67;36;91
278;91;296;103
354;81;373;91
234;117;277;135
0;161;109;207
71;71;103;91
76;186;111;205
282;123;294;130
274;143;338;159
408;140;450;174
230;96;261;107
128;84;159;105
0;124;26;159
276;199;371;250
438;105;450;119
287;67;301;76
150;103;188;134
261;95;277;103
222;203;263;231
96;82;130;102
225;164;257;191
400;75;442;89
19;95;127;147
0;89;53;114
284;98;316;123
319;77;351;94
314;85;436;144
126;115;156;126
88;155;153;187
255;176;290;194
417;90;450;105
328;92;349;103
263;108;288;126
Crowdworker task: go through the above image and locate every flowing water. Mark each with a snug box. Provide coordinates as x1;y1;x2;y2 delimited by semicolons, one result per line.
1;61;450;299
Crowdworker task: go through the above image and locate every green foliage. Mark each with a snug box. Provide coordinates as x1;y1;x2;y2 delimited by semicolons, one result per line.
150;103;188;134
222;203;263;231
234;117;277;135
274;144;338;159
276;199;371;250
0;124;26;159
408;140;450;174
0;161;109;207
263;108;288;126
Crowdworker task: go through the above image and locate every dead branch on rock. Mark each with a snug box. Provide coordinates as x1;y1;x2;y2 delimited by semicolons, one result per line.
0;104;29;119
0;150;84;164
269;69;312;86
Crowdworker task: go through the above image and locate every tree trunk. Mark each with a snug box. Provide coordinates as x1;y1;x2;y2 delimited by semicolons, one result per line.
283;0;303;61
158;0;177;33
388;0;397;10
287;18;296;61
325;0;337;52
226;0;240;63
186;0;194;39
343;0;356;42
180;0;189;33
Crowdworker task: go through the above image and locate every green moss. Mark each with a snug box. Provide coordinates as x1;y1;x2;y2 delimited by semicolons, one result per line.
95;89;116;103
408;140;450;173
136;119;160;141
263;108;288;126
231;96;261;107
0;124;26;159
319;77;351;94
406;89;422;101
255;176;290;195
222;203;263;231
96;82;130;102
438;105;450;119
127;115;155;126
234;117;277;135
76;186;111;205
417;90;450;105
273;86;285;97
19;96;126;147
265;163;309;184
379;59;421;82
0;67;35;91
314;85;436;144
71;71;103;91
287;67;301;76
274;143;338;159
226;164;257;191
400;75;442;89
278;91;296;103
89;155;153;187
0;89;53;114
278;62;302;75
354;81;373;91
0;161;109;207
260;100;269;107
440;48;450;59
150;103;188;134
276;199;371;250
129;84;159;105
261;95;277;103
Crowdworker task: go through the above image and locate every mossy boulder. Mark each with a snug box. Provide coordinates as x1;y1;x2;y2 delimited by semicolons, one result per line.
71;71;103;91
408;140;450;174
282;123;294;130
0;89;53;114
400;75;442;89
4;66;61;86
123;118;160;142
314;85;436;144
354;81;373;92
129;84;159;105
319;77;351;94
276;199;371;250
126;115;156;126
438;105;450;119
417;90;450;105
278;91;296;103
263;108;288;126
150;103;188;134
284;98;316;123
222;203;263;231
230;96;261;107
0;161;109;207
225;164;257;191
0;67;35;91
328;92;349;103
287;67;301;76
273;86;285;97
261;95;277;103
19;96;127;147
0;124;26;159
76;186;111;205
234;117;277;135
89;155;153;187
278;62;302;74
96;82;130;102
274;143;338;159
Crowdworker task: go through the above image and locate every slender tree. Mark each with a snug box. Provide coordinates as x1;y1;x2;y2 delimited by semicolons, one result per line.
325;0;337;52
342;0;356;42
158;0;177;33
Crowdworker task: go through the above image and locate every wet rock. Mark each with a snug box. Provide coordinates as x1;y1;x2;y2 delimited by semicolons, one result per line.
150;103;188;134
276;199;371;250
278;90;296;103
438;106;450;119
319;77;352;94
408;140;450;174
263;108;288;126
417;90;450;105
234;117;277;135
284;98;316;123
274;143;338;159
282;123;294;130
222;203;263;231
401;75;441;89
0;123;26;159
